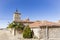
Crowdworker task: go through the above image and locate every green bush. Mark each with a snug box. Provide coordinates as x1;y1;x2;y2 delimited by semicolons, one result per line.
7;21;25;31
23;25;33;38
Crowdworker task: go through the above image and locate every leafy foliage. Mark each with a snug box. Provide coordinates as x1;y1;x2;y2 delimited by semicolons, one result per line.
7;21;25;31
23;25;33;38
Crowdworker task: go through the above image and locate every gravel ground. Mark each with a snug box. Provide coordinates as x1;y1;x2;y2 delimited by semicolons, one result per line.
0;29;20;40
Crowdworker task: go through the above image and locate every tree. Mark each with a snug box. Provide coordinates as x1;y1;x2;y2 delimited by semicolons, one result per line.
7;21;25;31
15;22;25;31
23;25;33;38
7;21;25;35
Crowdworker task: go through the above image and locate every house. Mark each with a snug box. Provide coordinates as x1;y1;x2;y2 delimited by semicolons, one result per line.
29;20;60;40
13;10;60;40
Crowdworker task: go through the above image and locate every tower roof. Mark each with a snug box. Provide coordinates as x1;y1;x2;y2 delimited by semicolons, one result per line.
16;9;18;12
14;9;21;15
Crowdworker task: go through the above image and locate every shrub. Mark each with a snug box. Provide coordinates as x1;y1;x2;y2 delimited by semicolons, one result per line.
23;25;33;38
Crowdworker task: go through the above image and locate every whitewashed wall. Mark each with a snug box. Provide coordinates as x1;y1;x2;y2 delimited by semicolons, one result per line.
31;27;41;38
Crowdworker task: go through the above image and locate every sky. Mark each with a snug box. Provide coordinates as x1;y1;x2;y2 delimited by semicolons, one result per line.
0;0;60;28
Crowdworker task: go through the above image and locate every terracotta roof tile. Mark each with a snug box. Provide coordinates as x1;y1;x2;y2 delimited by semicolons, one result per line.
29;21;41;28
29;21;60;28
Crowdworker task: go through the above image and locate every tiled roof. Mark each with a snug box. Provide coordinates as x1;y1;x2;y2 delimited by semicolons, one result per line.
29;21;41;28
21;20;34;23
14;18;34;23
29;21;60;28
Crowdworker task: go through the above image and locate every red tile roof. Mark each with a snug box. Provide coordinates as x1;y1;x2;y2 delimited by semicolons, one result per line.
29;21;60;28
29;21;41;28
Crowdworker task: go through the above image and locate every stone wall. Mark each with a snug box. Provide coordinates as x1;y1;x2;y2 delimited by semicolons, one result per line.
40;28;46;39
40;27;60;40
49;28;60;39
